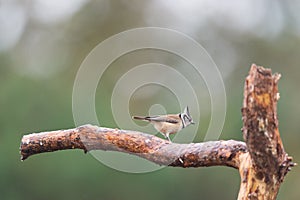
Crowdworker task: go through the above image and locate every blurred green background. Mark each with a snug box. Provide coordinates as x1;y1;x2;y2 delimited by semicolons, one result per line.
1;1;299;199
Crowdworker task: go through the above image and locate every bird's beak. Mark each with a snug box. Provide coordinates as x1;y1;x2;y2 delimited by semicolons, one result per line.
191;121;195;125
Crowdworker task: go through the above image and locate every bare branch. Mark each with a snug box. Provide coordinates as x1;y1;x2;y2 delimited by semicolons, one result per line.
20;125;247;168
239;64;295;200
19;64;296;200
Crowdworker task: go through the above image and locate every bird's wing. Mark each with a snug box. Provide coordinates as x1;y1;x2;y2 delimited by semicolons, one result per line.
145;115;179;124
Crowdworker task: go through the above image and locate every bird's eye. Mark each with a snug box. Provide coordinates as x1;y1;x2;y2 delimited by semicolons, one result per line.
183;115;190;122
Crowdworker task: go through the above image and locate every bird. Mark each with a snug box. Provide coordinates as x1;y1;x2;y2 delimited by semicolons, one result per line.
132;106;194;141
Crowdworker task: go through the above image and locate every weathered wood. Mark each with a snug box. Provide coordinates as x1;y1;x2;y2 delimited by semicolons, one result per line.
20;125;247;168
19;64;295;200
238;64;295;200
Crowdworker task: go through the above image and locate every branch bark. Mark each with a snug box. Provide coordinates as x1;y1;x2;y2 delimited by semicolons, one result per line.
20;125;247;168
238;64;295;199
19;64;295;200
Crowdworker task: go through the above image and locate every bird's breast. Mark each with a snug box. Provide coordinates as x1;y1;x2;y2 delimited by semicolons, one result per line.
153;121;182;134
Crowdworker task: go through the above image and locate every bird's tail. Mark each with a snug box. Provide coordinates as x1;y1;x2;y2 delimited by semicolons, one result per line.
132;116;150;121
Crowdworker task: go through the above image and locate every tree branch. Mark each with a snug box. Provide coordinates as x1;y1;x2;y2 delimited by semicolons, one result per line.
20;125;247;168
19;64;295;200
238;64;295;200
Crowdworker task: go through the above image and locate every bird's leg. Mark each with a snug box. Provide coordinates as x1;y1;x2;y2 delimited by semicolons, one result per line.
165;133;171;142
159;132;171;142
